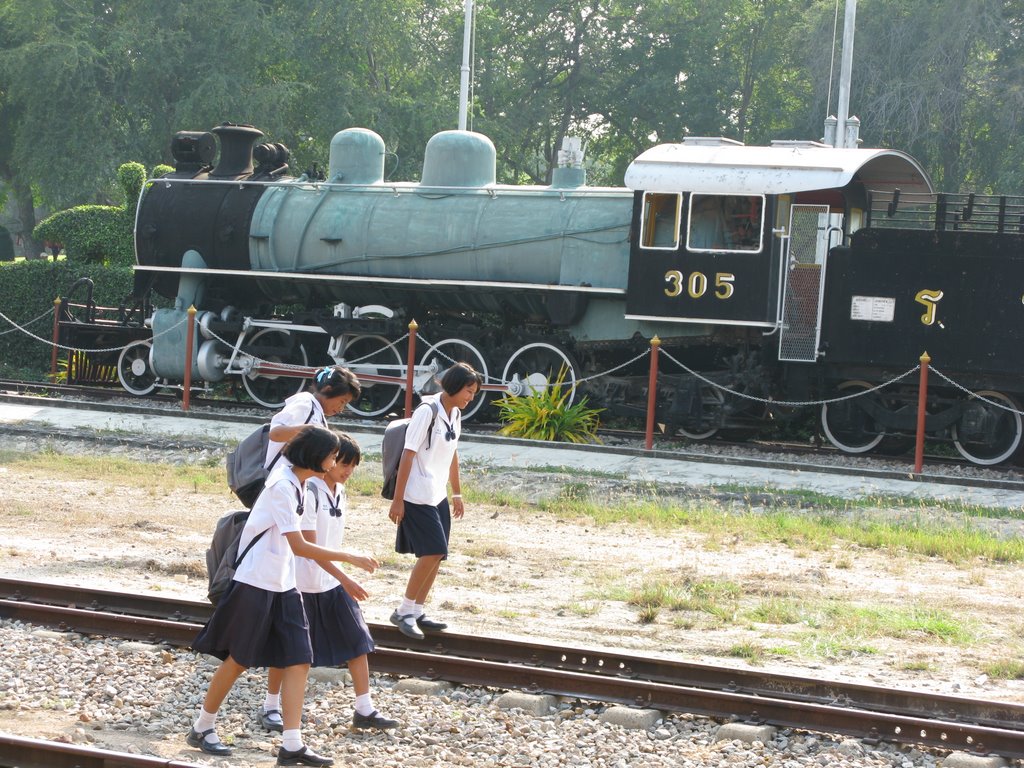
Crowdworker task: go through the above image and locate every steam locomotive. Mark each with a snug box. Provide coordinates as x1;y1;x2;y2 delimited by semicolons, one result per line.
99;121;1024;465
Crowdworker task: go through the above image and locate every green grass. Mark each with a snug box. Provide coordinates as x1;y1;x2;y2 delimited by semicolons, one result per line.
0;449;224;492
982;658;1024;680
535;491;1024;565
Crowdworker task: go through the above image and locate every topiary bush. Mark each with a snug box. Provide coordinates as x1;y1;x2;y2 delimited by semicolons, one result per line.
32;162;150;266
0;259;134;378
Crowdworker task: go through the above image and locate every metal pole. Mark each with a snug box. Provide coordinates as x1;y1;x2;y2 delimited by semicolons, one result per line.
457;0;474;131
183;306;196;412
50;298;62;382
645;336;661;451
404;319;418;418
835;0;857;148
913;351;930;474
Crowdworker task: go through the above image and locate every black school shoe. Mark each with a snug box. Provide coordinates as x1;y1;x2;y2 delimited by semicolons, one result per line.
258;706;284;733
416;614;448;632
276;744;334;767
185;726;232;756
352;709;399;729
389;610;425;640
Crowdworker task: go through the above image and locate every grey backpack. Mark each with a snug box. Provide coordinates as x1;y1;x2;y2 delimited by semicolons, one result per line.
380;401;439;500
226;403;315;509
206;486;303;605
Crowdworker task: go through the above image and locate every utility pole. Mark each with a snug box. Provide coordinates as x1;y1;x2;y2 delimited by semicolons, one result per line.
457;0;474;131
834;0;857;148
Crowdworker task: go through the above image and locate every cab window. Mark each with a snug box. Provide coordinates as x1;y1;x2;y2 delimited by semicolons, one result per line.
687;193;764;253
639;192;681;250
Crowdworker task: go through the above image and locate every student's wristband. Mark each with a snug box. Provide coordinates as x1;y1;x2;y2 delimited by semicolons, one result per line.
451;494;462;499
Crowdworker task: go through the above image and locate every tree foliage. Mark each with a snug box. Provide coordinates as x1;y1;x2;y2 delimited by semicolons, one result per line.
0;0;1021;225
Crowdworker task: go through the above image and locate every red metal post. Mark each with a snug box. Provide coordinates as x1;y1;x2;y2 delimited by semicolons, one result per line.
913;351;931;474
182;306;197;412
645;336;661;450
404;319;418;418
50;298;62;382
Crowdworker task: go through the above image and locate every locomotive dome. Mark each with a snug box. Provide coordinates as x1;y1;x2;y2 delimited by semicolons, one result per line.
420;130;496;187
328;127;385;184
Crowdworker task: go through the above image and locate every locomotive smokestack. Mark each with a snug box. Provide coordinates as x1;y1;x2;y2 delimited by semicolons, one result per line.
209;123;264;178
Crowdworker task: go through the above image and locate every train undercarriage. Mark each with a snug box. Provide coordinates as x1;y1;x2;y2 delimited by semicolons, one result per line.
56;284;1024;467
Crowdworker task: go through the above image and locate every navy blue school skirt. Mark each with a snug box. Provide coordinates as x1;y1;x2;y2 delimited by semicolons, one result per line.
303;585;375;666
192;582;313;669
395;499;451;558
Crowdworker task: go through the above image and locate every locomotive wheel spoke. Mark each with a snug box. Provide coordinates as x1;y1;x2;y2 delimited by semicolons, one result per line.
241;329;309;409
952;390;1023;466
820;380;885;454
419;338;490;421
500;342;578;407
116;340;158;396
341;335;403;418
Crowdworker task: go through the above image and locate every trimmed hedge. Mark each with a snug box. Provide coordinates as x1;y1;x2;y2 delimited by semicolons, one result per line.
0;260;134;378
32;162;167;266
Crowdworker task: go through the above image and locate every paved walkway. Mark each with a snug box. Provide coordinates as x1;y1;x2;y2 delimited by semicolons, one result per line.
2;399;1024;509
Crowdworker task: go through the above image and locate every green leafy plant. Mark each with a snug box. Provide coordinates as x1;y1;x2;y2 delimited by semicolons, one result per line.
494;367;603;443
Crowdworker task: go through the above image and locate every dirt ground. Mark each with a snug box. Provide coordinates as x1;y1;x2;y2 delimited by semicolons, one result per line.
1;442;1023;709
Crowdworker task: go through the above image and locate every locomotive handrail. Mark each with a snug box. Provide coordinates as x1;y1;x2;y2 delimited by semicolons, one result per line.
144;175;633;197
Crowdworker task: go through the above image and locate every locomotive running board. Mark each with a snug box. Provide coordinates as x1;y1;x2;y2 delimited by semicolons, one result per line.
133;265;626;295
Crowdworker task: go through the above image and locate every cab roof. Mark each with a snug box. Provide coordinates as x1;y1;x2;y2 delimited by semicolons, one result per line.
624;139;934;196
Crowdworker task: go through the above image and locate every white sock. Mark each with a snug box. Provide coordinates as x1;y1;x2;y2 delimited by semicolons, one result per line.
193;708;217;737
398;597;416;616
354;693;374;716
413;602;425;618
282;728;303;752
263;693;281;713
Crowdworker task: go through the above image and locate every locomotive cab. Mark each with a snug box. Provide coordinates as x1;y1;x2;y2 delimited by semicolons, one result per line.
623;138;932;365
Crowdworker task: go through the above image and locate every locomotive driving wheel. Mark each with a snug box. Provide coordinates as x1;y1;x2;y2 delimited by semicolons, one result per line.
116;339;158;396
419;338;490;421
341;334;403;418
241;329;309;409
675;385;725;441
820;380;885;454
951;390;1023;466
500;342;578;406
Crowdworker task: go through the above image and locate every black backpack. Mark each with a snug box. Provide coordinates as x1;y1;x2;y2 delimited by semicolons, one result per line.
380;401;440;500
206;485;304;606
226;403;316;509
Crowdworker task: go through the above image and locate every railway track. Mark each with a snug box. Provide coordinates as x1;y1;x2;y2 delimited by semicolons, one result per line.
0;734;205;768
1;578;1022;760
3;380;1024;490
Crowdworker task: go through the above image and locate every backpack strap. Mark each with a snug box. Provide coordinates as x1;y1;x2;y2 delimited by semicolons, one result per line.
235;484;304;568
425;400;439;450
233;528;268;569
267;402;318;472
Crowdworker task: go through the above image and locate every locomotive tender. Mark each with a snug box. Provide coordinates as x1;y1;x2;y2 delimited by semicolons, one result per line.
124;121;1024;465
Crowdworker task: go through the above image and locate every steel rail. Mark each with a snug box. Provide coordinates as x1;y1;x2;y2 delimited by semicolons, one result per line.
0;733;203;768
2;582;1024;757
2;578;1022;730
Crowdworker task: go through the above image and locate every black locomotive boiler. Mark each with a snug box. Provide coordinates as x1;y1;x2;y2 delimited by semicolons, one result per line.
118;122;1023;465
